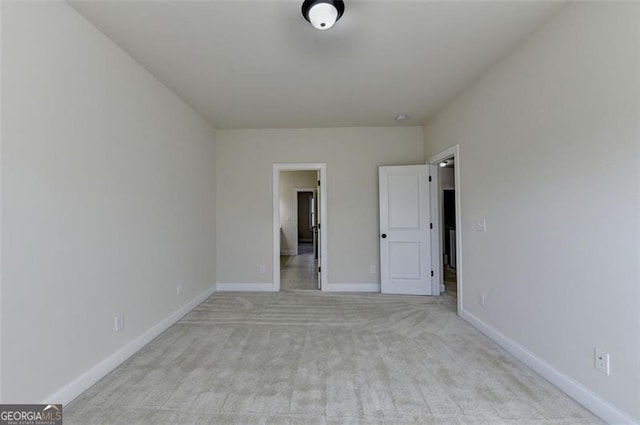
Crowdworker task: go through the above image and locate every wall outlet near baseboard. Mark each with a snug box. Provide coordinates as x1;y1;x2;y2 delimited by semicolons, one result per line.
369;265;376;274
177;284;182;296
594;348;610;375
478;292;485;307
114;314;124;332
258;264;266;274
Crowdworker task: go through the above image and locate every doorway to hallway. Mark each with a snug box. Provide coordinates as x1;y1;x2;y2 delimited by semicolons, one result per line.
272;163;328;292
428;145;462;313
442;165;457;296
280;180;318;291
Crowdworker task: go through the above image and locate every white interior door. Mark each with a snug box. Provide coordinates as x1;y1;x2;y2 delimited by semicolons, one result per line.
379;165;432;295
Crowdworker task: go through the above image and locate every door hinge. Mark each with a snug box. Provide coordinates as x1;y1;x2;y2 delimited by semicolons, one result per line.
431;270;434;277
429;176;432;182
318;223;321;230
317;180;321;186
318;267;321;273
430;223;433;229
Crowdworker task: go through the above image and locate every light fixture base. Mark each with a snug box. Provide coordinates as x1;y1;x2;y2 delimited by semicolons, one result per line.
302;0;345;30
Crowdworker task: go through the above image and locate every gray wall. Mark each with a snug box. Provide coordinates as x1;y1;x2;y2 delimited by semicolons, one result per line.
2;2;217;403
423;3;639;421
215;127;424;287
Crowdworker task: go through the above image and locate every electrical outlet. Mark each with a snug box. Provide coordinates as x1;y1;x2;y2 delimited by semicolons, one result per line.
259;265;266;274
177;284;182;296
369;265;376;274
114;314;124;332
594;348;610;375
476;218;487;232
478;292;485;307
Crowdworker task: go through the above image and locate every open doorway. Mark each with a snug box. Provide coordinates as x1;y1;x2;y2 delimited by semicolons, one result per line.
273;163;327;292
440;159;457;296
297;189;320;263
428;145;462;313
297;190;315;253
280;178;318;291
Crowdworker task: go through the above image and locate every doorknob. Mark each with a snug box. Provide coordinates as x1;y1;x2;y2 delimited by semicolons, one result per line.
381;233;387;239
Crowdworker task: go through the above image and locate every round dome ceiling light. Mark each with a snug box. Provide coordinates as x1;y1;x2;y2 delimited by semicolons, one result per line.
302;0;345;30
395;114;408;122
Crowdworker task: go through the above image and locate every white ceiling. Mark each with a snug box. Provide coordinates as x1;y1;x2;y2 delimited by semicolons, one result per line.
69;1;564;129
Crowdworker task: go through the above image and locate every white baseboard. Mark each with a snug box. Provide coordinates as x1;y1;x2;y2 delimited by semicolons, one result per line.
323;283;380;293
460;308;638;425
42;284;217;406
216;282;276;292
280;250;297;256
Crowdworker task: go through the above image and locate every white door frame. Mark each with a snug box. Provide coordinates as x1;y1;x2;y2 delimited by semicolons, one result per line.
427;145;462;314
293;188;316;254
273;163;328;292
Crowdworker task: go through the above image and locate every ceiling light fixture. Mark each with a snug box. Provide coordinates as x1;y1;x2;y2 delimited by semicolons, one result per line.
395;114;408;122
439;161;448;168
302;0;345;30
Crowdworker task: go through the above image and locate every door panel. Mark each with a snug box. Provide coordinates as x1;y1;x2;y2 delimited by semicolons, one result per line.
388;175;420;229
389;242;421;279
379;165;432;295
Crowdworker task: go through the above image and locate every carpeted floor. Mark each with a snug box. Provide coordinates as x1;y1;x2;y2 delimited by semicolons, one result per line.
64;291;602;424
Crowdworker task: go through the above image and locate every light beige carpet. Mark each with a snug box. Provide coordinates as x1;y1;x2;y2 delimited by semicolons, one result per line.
64;291;602;424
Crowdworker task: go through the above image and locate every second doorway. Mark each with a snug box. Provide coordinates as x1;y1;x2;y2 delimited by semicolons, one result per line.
279;171;319;291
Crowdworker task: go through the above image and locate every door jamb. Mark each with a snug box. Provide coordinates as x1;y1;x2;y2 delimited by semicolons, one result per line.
273;163;327;292
427;145;462;314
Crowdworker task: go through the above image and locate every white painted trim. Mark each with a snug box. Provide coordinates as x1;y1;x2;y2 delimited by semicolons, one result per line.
216;283;276;292
460;308;638;425
41;284;217;405
280;249;297;256
273;163;328;293
428;145;462;314
323;283;380;293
